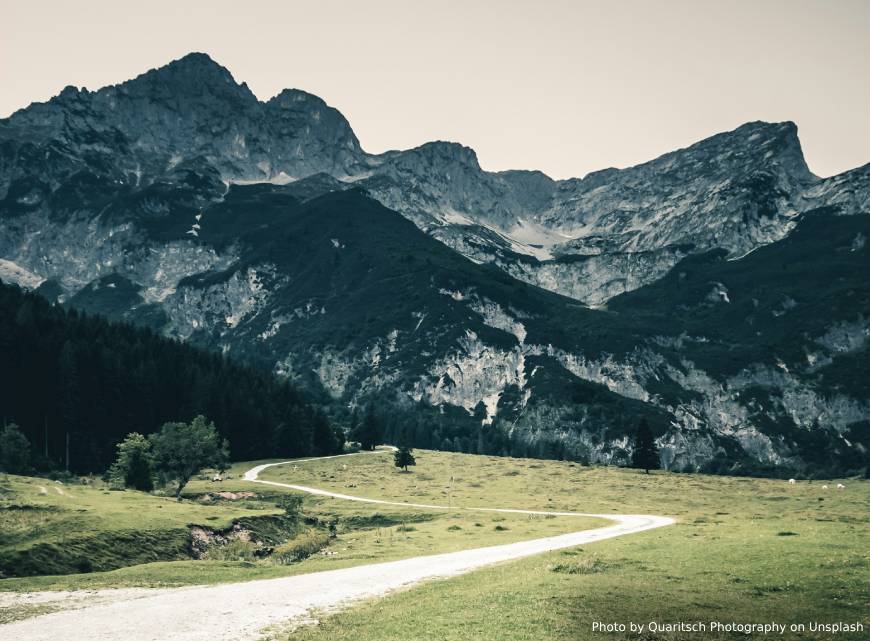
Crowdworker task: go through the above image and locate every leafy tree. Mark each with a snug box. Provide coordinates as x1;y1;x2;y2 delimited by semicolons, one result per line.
630;419;660;474
0;423;31;474
149;416;229;499
353;405;381;451
108;432;154;491
394;445;416;472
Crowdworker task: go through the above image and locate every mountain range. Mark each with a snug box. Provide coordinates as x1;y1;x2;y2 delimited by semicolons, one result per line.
1;52;868;475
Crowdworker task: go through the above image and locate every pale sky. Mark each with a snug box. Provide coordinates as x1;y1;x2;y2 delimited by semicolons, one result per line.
2;0;867;179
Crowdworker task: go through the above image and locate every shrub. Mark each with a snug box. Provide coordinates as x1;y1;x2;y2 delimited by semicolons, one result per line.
271;530;330;564
549;557;608;574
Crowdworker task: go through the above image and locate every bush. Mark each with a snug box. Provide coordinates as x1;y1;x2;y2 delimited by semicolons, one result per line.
0;424;31;474
75;557;94;573
202;540;259;562
271;530;330;564
107;433;154;491
277;494;304;523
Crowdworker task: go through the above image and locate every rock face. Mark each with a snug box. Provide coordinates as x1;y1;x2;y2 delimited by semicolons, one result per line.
0;53;364;190
1;53;869;475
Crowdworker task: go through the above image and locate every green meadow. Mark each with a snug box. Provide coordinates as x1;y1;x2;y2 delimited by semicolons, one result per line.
1;449;867;641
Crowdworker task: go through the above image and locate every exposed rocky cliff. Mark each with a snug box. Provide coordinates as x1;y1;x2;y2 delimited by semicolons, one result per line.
1;53;868;475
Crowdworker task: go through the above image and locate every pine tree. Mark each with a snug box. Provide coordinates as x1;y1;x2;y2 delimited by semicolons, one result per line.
394;445;416;472
630;419;660;474
312;411;340;455
353;405;381;451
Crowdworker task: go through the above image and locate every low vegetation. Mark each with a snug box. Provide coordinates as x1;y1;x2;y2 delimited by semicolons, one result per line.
0;473;280;578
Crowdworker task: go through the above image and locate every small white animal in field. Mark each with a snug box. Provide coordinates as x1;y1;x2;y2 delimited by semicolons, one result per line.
822;485;829;490
836;483;845;489
788;479;796;485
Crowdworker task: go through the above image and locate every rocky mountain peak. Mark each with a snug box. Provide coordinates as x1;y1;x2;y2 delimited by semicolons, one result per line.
110;51;256;106
394;141;482;170
267;87;328;107
713;120;813;178
265;88;362;157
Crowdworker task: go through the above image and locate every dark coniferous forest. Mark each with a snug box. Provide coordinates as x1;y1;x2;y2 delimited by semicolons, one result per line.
0;281;343;474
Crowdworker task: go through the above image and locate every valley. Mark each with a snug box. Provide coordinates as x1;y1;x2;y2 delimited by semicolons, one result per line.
1;6;867;640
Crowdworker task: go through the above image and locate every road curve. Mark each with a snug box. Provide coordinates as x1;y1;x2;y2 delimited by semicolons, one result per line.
2;450;674;641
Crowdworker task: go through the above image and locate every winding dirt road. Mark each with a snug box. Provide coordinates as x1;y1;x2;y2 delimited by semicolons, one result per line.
1;451;674;641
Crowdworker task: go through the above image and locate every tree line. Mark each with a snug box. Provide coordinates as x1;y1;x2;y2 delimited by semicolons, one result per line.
0;282;343;474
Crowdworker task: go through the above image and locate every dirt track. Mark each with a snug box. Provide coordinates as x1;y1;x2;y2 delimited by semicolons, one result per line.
1;452;674;641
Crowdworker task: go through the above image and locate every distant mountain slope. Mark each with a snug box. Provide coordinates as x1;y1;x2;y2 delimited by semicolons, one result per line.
1;53;868;476
2;53;866;306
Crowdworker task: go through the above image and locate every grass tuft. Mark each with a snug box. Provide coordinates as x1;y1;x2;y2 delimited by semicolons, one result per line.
548;557;609;575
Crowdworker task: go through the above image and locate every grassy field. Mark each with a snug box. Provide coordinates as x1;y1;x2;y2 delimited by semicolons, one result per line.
0;473;283;580
0;452;600;593
2;450;868;641
264;451;868;641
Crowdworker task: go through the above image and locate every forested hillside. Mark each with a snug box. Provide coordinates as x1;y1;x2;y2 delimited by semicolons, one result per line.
0;282;342;473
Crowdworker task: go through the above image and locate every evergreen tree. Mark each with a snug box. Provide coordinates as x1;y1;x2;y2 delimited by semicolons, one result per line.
0;423;31;474
630;419;660;474
312;411;342;455
353;405;381;451
394;445;416;472
149;416;229;499
108;433;154;491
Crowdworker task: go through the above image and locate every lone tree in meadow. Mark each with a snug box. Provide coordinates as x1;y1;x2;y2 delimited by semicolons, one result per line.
631;419;660;474
108;432;154;491
0;423;31;475
394;445;416;472
149;415;229;499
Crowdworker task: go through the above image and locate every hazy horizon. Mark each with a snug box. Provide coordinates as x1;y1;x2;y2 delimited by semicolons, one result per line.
3;0;867;179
